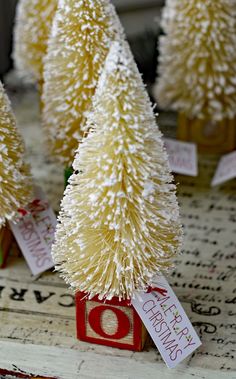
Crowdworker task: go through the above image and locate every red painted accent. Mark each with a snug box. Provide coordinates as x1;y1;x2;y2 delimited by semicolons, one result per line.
88;305;130;340
76;292;145;351
0;368;56;379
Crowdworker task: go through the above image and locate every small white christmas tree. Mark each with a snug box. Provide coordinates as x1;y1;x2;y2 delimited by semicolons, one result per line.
13;0;58;83
0;81;33;227
155;0;236;122
43;0;124;166
52;41;182;300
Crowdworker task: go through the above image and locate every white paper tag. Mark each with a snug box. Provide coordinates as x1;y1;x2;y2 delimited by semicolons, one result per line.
10;187;56;276
211;151;236;186
132;275;202;368
164;138;198;177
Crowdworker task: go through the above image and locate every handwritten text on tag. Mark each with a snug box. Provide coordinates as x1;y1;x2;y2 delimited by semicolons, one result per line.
164;138;198;177
211;151;236;186
132;275;202;368
10;187;57;276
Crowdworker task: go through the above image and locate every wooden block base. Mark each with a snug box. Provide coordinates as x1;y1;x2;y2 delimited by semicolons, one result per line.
76;292;148;351
178;114;236;154
0;227;13;268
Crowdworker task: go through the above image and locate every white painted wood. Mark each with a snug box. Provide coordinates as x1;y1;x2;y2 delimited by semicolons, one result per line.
0;341;231;379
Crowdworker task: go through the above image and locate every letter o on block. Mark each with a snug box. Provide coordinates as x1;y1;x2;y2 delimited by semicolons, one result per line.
88;305;130;340
76;292;147;351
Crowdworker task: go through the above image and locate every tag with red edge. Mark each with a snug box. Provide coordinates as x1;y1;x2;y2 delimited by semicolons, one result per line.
10;187;56;276
164;138;198;177
132;275;201;368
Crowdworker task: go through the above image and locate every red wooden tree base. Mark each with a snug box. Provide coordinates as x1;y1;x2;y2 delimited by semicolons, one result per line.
178;113;236;154
0;227;13;268
76;292;148;351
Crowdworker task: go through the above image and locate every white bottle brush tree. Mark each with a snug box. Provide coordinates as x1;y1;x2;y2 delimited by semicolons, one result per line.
155;0;236;122
13;0;58;83
43;0;124;167
0;81;33;228
52;41;182;300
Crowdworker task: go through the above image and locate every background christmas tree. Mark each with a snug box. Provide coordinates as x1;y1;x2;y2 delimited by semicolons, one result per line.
43;0;124;167
13;0;58;82
0;81;33;227
52;41;182;300
155;0;236;122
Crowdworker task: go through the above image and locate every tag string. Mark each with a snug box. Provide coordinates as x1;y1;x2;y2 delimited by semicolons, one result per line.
147;286;168;297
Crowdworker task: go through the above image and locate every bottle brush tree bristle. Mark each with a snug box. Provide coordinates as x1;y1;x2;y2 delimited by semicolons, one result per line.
155;0;236;122
13;0;58;83
42;0;124;167
52;41;183;300
0;81;34;227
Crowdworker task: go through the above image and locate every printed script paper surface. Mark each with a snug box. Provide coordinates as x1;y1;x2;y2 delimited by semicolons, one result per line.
0;87;235;377
172;159;236;372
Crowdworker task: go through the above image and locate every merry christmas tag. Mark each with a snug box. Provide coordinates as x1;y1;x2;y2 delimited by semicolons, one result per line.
164;138;198;177
132;275;201;368
211;151;236;186
10;187;56;276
